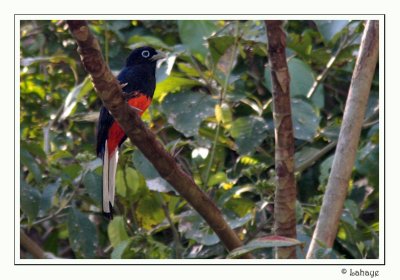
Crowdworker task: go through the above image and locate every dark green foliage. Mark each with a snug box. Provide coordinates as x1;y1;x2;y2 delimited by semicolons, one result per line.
20;20;379;259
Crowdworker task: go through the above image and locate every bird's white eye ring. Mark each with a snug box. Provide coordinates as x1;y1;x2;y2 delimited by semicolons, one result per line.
141;50;150;58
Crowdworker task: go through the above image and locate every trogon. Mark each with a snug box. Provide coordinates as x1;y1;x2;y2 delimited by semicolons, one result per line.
96;46;165;219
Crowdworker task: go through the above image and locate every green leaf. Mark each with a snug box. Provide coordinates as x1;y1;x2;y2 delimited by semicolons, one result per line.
62;163;82;182
59;76;93;121
128;35;170;49
132;150;176;193
178;210;220;246
287;31;313;57
21;182;42;224
39;180;61;215
208;36;235;65
291;98;320;141
111;239;132;259
230;116;269;154
83;171;102;206
320;122;341;141
178;210;251;246
108;216;129;248
227;235;302;258
319;155;334;187
49;150;73;162
20;140;46;162
20;148;42;183
215;102;232;127
225;198;254;217
355;142;379;187
177;63;200;77
67;208;98;258
154;75;201;101
207;171;227;187
264;58;324;108
156;54;177;83
178;20;216;59
115;166;147;201
161;91;217;137
21;55;77;69
136;194;165;230
315;20;349;43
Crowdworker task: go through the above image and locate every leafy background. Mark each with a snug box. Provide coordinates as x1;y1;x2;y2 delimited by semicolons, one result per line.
20;20;379;259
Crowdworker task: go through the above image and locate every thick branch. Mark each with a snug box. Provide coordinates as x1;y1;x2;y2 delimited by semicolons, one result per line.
306;20;379;258
66;20;250;257
20;231;46;259
265;20;297;259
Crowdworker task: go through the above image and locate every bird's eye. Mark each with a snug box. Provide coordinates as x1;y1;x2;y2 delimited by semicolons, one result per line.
141;50;150;58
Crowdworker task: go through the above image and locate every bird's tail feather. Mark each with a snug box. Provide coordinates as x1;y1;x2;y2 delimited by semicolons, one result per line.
102;140;118;219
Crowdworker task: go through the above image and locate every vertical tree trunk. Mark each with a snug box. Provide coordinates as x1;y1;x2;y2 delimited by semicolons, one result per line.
306;20;379;258
265;20;298;259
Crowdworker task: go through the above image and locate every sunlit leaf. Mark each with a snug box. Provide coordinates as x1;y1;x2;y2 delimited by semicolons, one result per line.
59;76;93;121
215;103;232;128
136;194;165;230
207;171;227;187
156;54;177;83
108;216;129;248
115;166;147;201
225;198;254;217
128;35;170;49
154;75;201;101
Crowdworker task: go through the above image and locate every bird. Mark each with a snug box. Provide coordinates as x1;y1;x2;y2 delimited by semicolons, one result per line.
96;46;166;219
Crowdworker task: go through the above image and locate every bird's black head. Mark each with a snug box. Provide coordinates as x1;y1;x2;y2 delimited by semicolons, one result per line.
125;46;165;67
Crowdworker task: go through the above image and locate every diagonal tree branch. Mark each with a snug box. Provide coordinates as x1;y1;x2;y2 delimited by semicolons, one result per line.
306;20;379;258
66;20;250;257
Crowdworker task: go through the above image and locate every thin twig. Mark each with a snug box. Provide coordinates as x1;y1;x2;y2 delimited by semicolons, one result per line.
295;141;338;173
307;30;363;99
204;21;240;187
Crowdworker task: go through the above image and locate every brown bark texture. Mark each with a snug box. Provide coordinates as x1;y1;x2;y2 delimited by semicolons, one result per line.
265;20;298;259
21;231;46;259
306;20;379;258
66;20;250;257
